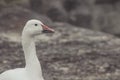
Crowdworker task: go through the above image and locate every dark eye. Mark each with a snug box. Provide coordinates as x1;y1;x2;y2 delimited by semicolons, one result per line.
35;24;38;26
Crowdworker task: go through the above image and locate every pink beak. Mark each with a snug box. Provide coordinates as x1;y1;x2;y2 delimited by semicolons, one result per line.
42;24;55;33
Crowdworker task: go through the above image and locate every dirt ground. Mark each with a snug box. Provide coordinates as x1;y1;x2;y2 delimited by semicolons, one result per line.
0;22;120;80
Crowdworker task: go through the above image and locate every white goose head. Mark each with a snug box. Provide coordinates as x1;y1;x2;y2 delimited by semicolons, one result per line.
22;19;54;37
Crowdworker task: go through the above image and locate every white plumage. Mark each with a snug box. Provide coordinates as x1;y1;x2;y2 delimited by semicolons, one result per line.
0;19;54;80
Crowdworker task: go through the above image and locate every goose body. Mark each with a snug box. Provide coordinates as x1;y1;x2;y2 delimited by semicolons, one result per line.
0;68;30;80
0;19;54;80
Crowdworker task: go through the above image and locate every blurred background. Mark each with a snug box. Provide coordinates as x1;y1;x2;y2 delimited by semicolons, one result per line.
0;0;120;35
1;0;120;80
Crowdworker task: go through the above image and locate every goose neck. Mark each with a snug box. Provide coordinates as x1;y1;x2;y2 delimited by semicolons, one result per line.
22;35;42;76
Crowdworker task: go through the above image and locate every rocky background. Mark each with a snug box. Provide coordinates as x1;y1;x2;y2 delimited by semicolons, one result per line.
0;0;120;80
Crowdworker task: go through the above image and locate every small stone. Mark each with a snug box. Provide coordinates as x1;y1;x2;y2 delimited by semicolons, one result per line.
3;60;8;64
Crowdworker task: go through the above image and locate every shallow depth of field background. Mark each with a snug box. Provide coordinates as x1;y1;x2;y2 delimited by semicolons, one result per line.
1;0;120;80
0;0;120;35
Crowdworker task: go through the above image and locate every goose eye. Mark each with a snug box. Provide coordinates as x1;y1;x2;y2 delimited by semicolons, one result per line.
35;24;38;26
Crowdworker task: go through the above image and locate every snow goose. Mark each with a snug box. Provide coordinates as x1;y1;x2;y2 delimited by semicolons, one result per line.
0;19;54;80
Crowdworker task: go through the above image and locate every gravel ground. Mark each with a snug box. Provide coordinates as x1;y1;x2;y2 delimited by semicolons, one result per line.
0;22;120;80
